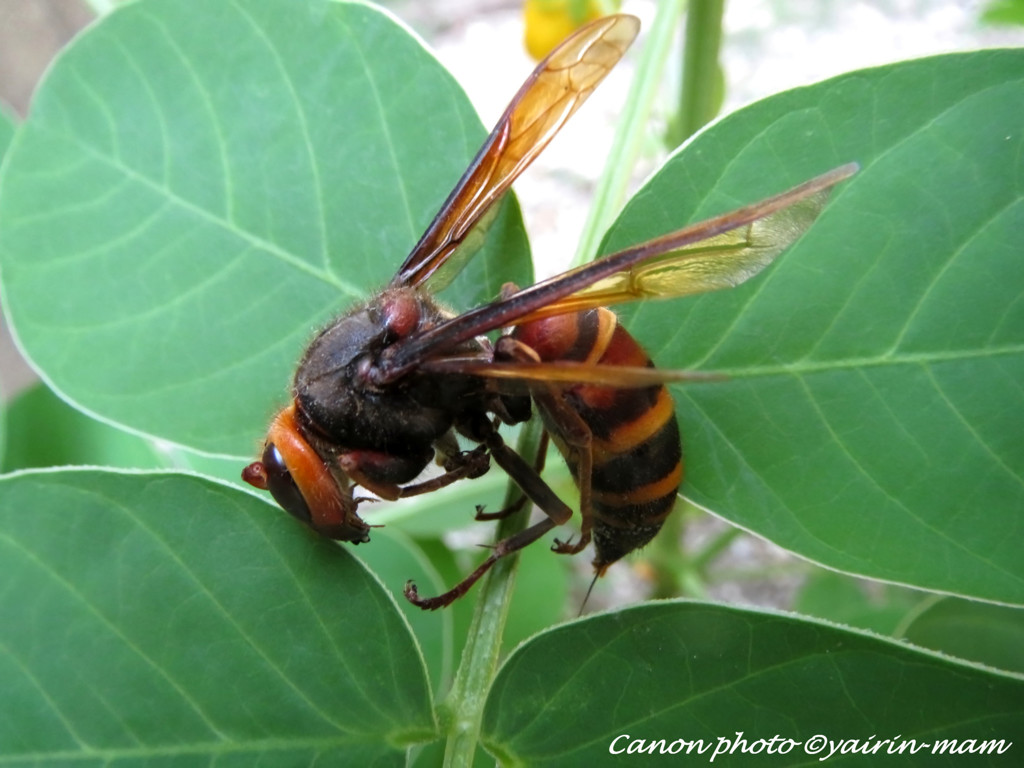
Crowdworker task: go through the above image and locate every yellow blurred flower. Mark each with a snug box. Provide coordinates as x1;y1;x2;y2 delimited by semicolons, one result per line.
523;0;621;60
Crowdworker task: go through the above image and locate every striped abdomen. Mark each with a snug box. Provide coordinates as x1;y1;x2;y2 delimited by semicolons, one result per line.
512;307;682;572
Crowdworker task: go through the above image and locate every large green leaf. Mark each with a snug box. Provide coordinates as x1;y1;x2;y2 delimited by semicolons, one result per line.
0;469;436;764
482;602;1024;766
0;0;529;458
2;383;163;471
902;597;1024;675
351;526;454;695
602;49;1024;606
0;382;271;491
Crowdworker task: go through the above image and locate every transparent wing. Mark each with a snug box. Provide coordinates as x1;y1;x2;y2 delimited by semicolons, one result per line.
421;358;723;387
512;183;834;324
376;163;858;382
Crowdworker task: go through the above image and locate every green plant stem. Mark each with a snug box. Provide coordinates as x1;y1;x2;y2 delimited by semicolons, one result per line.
712;561;811;585
441;419;544;768
647;505;687;598
439;5;724;756
690;521;742;573
570;0;687;268
891;593;944;639
667;0;726;147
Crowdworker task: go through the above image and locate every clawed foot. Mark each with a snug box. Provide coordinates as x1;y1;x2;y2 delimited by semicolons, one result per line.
403;580;446;610
474;494;529;521
443;445;490;479
552;535;590;555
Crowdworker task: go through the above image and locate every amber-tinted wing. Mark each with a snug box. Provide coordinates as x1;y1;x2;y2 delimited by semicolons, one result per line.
389;14;640;291
511;176;839;324
377;164;857;382
421;358;723;387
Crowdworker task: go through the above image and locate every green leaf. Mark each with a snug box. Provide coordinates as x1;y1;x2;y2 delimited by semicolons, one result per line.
903;597;1024;675
0;383;266;491
482;602;1024;766
0;469;435;763
981;0;1024;26
504;528;572;651
603;49;1024;606
793;570;924;636
0;0;530;458
1;383;162;471
351;527;454;695
795;574;1024;675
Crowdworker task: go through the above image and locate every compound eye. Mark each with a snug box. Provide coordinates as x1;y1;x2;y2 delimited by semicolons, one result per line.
261;443;313;525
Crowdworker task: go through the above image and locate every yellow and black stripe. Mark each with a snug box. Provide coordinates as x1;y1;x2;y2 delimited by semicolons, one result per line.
513;307;682;571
